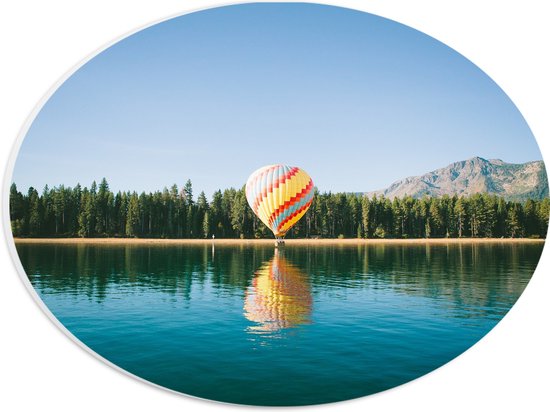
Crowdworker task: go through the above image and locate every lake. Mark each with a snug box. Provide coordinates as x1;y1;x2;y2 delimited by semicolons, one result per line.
15;241;544;406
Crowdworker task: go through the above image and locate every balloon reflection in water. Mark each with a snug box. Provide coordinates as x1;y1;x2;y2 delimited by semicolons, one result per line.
244;250;312;334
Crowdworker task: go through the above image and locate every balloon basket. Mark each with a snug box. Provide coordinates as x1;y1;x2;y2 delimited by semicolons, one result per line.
275;238;285;248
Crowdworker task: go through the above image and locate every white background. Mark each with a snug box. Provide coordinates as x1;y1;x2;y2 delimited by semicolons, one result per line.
1;1;548;411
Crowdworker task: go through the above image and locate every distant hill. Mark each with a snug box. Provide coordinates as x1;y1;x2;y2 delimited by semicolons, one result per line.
366;157;548;201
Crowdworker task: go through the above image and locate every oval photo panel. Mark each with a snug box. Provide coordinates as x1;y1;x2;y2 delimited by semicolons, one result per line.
8;2;548;407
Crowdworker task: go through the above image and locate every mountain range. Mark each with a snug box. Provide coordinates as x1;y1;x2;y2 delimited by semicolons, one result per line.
366;156;548;201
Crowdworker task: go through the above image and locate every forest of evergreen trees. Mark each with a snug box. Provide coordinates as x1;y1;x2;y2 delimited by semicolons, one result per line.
9;178;550;239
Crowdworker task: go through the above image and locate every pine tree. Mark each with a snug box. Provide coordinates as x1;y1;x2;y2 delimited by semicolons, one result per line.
126;192;140;237
209;190;223;238
469;194;486;238
230;187;247;238
523;199;537;237
440;195;453;237
454;197;467;238
361;195;370;238
495;197;507;237
197;191;209;238
9;183;25;236
418;197;430;238
27;187;41;236
483;194;497;237
69;184;82;236
506;203;523;238
183;179;193;206
429;198;444;237
95;178;110;235
392;197;404;238
78;188;92;237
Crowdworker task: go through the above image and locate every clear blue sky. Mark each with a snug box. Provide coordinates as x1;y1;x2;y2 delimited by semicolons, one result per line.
13;3;543;198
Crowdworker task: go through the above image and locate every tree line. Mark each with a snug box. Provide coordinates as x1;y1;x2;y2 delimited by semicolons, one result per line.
9;179;550;239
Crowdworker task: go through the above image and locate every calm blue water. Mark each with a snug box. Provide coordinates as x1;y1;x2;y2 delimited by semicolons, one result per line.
16;242;543;406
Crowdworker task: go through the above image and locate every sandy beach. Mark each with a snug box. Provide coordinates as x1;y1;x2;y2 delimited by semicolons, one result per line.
12;237;546;245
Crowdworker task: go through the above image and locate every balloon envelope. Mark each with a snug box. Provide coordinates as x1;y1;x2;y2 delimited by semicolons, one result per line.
245;164;314;238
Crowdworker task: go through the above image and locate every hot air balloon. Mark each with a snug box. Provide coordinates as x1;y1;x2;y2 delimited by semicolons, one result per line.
245;164;314;245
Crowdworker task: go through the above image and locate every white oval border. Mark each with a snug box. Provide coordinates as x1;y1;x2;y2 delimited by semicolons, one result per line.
2;1;548;411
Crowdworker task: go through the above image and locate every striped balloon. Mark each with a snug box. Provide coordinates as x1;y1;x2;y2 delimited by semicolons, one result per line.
245;164;314;238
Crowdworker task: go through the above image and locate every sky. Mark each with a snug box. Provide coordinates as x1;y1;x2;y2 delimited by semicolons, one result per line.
12;3;543;198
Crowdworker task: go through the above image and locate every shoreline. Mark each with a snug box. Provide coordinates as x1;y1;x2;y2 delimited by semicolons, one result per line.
12;237;546;245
